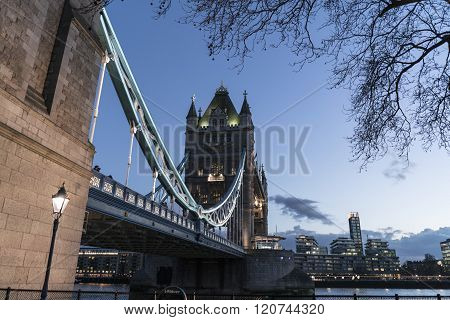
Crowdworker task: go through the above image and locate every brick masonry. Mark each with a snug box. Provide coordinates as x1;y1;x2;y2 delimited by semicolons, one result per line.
0;0;101;290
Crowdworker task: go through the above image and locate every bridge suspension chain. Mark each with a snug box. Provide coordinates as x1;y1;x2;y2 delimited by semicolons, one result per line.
97;9;245;227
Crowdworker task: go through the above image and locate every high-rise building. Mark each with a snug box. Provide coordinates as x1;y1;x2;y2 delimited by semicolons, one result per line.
330;237;358;256
441;239;450;270
184;85;269;248
296;235;320;254
348;212;363;255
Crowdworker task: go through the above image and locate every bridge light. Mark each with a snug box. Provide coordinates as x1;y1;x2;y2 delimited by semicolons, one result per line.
52;183;70;218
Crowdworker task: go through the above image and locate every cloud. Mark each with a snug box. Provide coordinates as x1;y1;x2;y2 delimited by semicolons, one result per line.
277;226;450;262
270;195;334;225
383;160;415;182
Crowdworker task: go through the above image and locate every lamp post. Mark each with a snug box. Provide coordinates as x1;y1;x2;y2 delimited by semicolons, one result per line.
40;183;70;300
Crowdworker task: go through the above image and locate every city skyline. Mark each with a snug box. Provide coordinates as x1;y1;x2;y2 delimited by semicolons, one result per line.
91;2;450;261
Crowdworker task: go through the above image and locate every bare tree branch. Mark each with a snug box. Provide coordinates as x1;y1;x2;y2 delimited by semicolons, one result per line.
84;0;450;167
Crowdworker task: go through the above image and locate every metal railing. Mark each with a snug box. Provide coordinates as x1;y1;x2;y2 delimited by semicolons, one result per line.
89;170;243;251
1;288;449;300
0;288;128;300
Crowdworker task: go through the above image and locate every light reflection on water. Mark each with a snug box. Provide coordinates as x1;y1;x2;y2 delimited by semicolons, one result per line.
316;287;450;296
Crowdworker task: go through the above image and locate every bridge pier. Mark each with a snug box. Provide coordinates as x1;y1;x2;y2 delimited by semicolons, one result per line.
129;250;314;298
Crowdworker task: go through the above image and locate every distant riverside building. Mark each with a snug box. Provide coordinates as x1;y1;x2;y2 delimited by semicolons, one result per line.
348;212;363;255
76;247;143;279
294;213;400;276
365;239;400;274
294;254;366;275
251;235;285;250
319;246;328;255
296;235;320;255
401;254;444;276
330;237;358;256
441;239;450;270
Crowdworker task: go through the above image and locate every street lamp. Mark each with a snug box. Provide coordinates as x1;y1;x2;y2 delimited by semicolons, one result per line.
40;183;69;300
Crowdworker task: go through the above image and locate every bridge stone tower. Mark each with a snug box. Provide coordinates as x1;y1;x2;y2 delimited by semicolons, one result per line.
184;84;268;249
0;0;102;290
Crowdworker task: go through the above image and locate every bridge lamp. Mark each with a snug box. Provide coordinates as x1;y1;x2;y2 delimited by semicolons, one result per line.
51;183;70;218
40;183;70;300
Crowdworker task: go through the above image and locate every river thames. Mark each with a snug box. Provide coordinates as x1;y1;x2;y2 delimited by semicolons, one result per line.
74;283;450;298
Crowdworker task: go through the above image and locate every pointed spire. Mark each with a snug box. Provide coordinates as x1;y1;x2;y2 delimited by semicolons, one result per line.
186;95;197;118
216;81;228;93
240;90;251;115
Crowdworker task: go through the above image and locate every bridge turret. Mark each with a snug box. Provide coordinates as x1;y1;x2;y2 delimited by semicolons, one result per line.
186;95;198;128
239;90;253;128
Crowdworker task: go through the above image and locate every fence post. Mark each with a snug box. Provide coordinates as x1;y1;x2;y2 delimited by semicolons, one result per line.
5;287;11;300
437;294;441;300
353;293;357;300
154;290;157;300
193;291;196;301
114;291;119;300
77;289;81;300
395;294;399;300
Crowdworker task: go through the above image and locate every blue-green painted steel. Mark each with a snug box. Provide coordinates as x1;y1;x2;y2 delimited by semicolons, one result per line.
97;10;245;227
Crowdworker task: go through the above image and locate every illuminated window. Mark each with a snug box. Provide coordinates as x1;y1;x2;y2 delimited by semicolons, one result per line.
212;191;221;203
197;169;203;176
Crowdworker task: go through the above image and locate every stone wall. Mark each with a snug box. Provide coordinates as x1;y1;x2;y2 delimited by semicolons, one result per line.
0;0;101;290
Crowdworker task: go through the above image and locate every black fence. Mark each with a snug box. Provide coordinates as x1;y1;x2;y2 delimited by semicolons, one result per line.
1;288;449;300
0;288;129;300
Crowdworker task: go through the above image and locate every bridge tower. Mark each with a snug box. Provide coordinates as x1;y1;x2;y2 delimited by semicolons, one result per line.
185;84;268;249
0;0;102;290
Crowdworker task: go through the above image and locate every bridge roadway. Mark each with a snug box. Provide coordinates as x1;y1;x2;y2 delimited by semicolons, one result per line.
82;171;245;258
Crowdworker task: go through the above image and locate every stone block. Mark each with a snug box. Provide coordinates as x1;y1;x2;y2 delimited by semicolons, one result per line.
21;233;50;252
5;214;32;233
3;196;31;216
0;229;23;249
0;266;16;284
30;220;52;237
0;247;26;266
23;250;47;268
0;164;11;181
0;212;7;229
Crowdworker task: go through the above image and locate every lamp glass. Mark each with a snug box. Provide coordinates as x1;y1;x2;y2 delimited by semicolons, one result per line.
52;184;69;215
52;197;69;214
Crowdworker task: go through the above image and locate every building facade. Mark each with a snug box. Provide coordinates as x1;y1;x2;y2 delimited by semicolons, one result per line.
184;85;268;249
330;237;358;256
294;214;400;276
441;239;450;270
296;235;320;255
364;239;400;274
0;0;101;289
348;212;363;255
76;247;143;279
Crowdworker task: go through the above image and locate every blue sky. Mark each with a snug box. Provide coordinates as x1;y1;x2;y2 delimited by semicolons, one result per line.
92;1;450;260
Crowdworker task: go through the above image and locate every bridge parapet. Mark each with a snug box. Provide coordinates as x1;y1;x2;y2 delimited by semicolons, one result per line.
88;171;242;252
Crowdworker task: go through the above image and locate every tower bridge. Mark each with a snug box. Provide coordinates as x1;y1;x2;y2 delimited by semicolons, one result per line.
0;0;312;295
